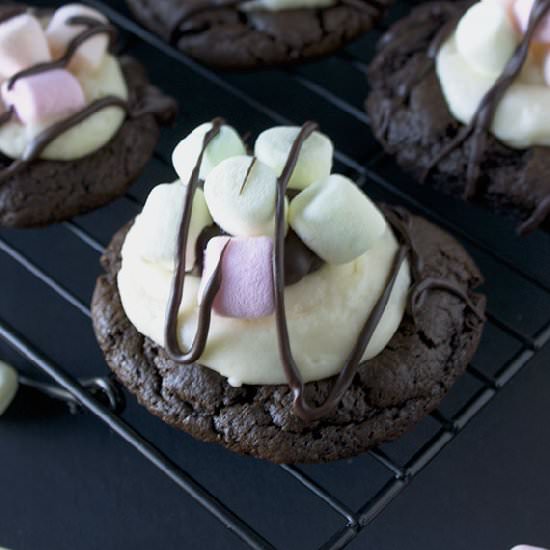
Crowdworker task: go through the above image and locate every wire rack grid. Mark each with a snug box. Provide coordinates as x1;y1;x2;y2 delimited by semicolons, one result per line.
1;0;550;548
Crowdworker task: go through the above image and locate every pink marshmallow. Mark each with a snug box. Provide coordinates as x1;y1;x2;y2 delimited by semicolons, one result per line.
0;14;51;79
2;69;86;126
200;236;275;320
514;0;550;43
46;4;109;72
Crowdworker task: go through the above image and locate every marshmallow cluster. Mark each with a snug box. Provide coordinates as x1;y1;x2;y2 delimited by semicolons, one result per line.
131;122;389;321
437;0;550;148
0;4;110;129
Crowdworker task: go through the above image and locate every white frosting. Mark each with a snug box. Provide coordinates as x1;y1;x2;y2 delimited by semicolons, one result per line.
128;181;212;271
436;0;550;148
0;54;128;161
242;0;336;12
118;183;411;386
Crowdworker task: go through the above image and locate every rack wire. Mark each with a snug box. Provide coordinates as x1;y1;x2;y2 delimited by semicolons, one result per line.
1;1;549;548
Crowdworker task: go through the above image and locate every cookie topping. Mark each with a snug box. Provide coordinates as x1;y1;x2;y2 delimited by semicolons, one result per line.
0;4;176;178
434;0;550;195
116;118;485;421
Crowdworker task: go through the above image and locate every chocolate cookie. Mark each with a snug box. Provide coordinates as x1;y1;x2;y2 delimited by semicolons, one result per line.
126;0;392;70
0;57;175;227
365;2;550;234
0;4;177;228
92;211;485;464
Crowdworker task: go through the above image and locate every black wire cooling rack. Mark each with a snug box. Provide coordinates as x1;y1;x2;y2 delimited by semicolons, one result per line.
1;1;550;548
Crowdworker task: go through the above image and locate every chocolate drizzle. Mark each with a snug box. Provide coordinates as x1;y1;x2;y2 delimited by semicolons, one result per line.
381;205;486;325
164;118;227;363
165;119;484;423
414;0;550;233
0;7;176;182
271;121;410;422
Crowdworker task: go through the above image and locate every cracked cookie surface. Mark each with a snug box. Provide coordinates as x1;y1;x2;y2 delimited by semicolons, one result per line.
366;2;550;231
126;0;392;69
92;210;485;464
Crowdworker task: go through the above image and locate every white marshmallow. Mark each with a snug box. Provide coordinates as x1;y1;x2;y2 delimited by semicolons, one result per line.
46;4;109;72
204;155;288;237
455;1;519;77
172;122;246;185
289;174;387;265
254;126;333;190
130;181;212;271
0;361;18;416
0;14;52;80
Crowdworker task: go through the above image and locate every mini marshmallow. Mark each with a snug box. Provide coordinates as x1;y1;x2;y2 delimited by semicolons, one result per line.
2;68;86;126
46;4;109;72
204;155;287;237
201;236;275;319
131;181;212;270
456;1;519;77
0;361;18;416
0;14;51;80
172;122;247;185
510;546;549;550
514;0;550;43
254;126;333;190
289;174;386;265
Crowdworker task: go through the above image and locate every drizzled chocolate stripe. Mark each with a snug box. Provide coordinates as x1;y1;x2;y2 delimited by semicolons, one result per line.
272;124;410;422
381;205;485;324
417;0;550;232
166;119;483;423
164;118;226;363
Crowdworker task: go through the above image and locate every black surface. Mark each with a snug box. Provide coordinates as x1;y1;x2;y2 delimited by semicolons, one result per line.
351;341;550;550
0;1;549;549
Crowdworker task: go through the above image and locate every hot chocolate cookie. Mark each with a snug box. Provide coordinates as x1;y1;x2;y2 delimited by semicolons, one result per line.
126;0;392;69
92;120;486;463
366;0;550;234
0;4;176;227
